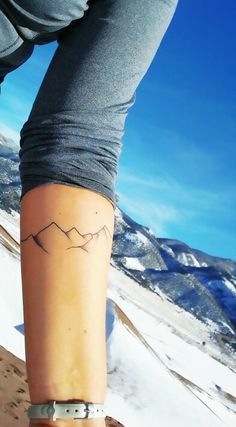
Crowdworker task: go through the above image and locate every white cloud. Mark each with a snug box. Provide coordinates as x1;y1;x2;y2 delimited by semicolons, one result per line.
118;169;169;191
117;167;230;215
116;166;236;246
0;85;31;116
117;191;181;236
0;122;20;143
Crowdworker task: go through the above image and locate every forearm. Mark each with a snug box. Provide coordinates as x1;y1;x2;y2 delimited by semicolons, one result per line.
20;183;114;426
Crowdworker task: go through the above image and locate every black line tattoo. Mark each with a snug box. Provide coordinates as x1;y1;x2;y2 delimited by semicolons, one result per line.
20;221;112;255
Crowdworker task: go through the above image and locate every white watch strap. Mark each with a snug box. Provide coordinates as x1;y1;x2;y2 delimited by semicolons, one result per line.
27;400;106;420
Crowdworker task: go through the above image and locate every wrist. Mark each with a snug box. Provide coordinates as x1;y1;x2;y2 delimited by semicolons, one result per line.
27;400;105;426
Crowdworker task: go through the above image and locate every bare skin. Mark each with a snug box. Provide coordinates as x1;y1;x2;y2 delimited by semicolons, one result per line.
20;183;115;427
29;419;106;427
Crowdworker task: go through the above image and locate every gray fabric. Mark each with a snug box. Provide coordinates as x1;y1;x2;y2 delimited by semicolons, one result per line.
0;0;178;209
0;8;23;57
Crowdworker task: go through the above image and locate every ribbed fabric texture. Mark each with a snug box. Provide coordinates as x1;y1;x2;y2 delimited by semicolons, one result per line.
0;0;178;209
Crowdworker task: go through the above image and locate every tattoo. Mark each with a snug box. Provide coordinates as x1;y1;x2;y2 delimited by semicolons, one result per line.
20;221;112;254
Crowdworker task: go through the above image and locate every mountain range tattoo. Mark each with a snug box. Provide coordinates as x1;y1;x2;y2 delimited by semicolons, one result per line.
20;221;112;254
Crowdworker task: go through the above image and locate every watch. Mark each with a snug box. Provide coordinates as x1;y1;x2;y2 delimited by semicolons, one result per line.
27;400;106;421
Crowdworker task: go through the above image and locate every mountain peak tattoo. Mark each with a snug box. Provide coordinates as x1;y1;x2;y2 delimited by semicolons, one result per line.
20;221;112;255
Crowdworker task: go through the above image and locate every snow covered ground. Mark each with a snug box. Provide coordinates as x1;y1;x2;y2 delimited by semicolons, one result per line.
0;207;235;427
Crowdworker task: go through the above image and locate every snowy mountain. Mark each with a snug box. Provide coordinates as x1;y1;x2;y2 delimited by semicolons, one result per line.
0;133;21;214
0;134;236;426
112;209;236;356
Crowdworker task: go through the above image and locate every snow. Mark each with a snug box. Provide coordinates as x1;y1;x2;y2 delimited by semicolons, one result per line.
223;278;236;296
123;256;145;271
125;230;149;246
0;209;236;427
135;230;150;245
105;313;228;427
178;252;201;267
160;242;175;258
0;207;20;243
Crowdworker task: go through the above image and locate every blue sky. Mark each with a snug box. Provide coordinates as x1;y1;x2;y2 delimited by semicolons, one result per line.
0;0;235;261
